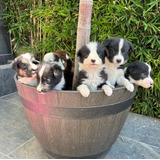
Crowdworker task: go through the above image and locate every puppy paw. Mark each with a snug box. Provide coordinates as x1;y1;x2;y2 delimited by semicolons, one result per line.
80;88;90;97
102;85;113;96
77;85;90;97
106;80;115;89
126;83;134;92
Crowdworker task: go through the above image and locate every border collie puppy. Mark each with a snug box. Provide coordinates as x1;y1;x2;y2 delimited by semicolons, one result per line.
37;62;65;92
103;37;135;92
74;42;113;97
43;51;73;90
125;61;154;88
11;53;40;77
11;53;40;86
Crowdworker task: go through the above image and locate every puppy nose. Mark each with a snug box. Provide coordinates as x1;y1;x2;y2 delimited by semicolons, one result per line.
91;59;96;63
37;86;43;93
37;89;42;93
150;81;154;86
116;59;121;63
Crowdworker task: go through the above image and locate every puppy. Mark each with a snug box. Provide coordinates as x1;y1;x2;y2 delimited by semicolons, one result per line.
11;53;40;77
36;62;65;92
74;42;113;97
43;50;73;90
11;53;40;86
43;52;65;70
125;61;154;88
103;37;135;92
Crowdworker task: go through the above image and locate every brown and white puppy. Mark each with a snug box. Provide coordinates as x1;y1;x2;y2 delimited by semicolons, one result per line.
125;61;154;88
11;53;40;77
43;50;73;90
36;62;65;92
103;37;135;92
11;53;40;86
74;42;113;97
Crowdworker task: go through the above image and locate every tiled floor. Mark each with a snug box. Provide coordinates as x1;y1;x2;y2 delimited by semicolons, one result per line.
0;92;160;159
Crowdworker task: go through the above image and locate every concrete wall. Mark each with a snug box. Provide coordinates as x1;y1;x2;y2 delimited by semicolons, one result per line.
0;64;17;96
0;0;13;65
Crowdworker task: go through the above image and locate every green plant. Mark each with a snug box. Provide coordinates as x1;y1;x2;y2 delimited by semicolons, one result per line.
2;0;160;118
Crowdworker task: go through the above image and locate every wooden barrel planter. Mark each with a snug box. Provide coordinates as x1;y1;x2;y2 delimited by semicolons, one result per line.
14;76;137;158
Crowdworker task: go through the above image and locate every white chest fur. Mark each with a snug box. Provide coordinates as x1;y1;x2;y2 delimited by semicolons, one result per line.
83;70;104;91
104;58;124;85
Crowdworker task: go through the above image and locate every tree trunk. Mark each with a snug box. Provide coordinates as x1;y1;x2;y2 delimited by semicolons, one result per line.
72;0;93;89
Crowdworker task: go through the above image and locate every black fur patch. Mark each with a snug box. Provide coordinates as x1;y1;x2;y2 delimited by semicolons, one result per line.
98;69;108;88
64;58;73;90
73;70;87;90
100;69;108;81
118;64;125;69
96;43;106;64
125;61;150;80
77;45;90;63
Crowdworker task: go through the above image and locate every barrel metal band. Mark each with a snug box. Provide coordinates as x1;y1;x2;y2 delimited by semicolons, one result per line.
20;96;135;119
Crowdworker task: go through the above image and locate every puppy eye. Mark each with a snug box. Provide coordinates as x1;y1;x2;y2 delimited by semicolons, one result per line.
32;60;39;65
22;64;28;70
121;48;125;53
98;53;103;58
84;54;88;58
109;49;114;53
44;79;50;84
141;73;147;78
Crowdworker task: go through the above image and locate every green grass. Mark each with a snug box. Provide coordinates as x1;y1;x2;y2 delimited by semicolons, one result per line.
2;0;160;118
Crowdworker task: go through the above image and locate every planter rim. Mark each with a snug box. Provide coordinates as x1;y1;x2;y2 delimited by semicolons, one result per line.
14;74;127;93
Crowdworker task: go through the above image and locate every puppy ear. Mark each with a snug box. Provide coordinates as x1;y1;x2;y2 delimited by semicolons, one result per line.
11;59;18;71
128;41;134;52
77;49;81;57
54;54;59;62
103;46;109;57
31;55;40;64
127;64;137;76
103;39;112;48
32;59;40;65
52;64;62;77
34;55;40;61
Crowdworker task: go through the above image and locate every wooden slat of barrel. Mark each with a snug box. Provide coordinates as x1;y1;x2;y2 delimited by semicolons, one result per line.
24;108;48;150
57;91;82;107
42;116;62;154
23;106;130;158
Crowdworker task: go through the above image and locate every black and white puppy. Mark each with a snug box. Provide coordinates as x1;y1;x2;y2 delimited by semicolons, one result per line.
11;53;40;77
43;51;73;90
74;42;113;97
103;37;135;92
36;62;65;92
125;61;153;88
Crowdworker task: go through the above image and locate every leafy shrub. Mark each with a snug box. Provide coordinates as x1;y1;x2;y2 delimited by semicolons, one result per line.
2;0;160;118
